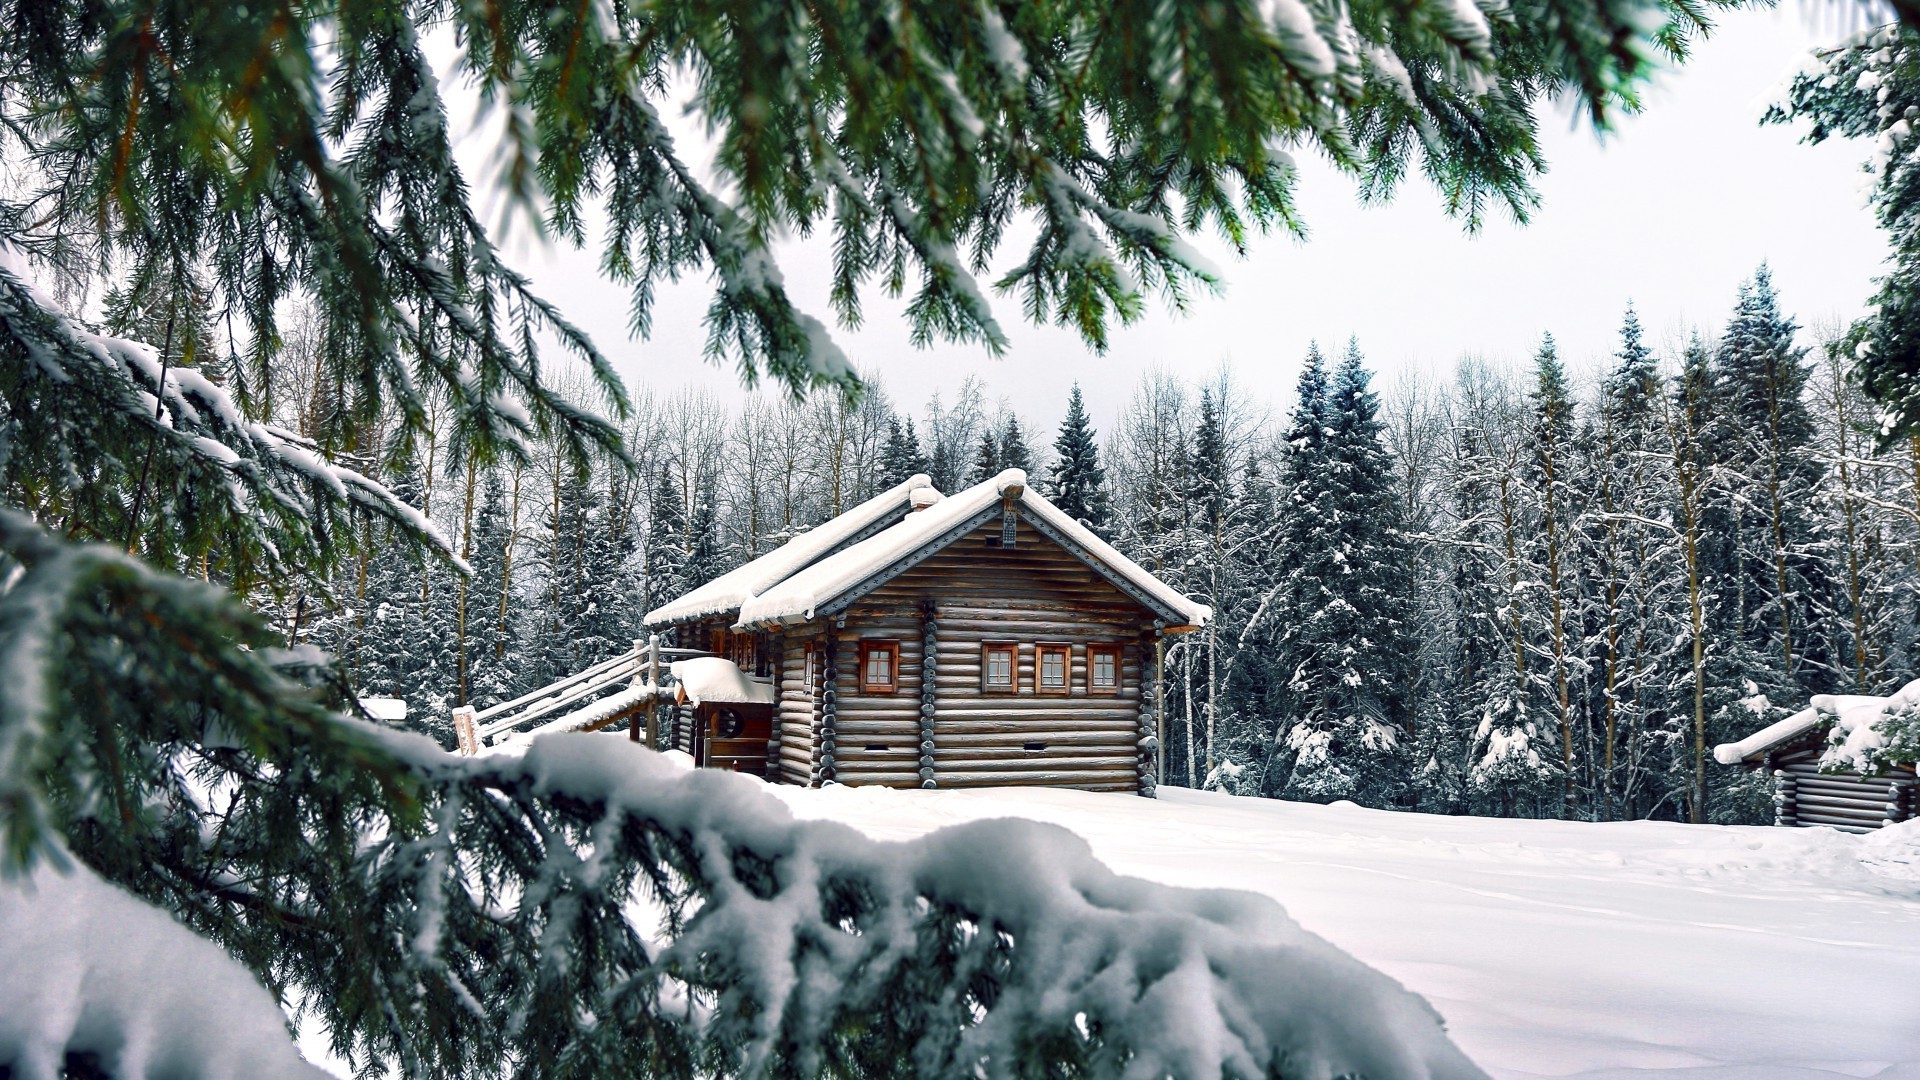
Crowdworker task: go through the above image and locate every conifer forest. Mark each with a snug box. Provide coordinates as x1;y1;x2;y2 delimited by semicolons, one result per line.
287;265;1897;828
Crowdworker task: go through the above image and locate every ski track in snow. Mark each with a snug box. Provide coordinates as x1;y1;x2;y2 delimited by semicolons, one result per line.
765;784;1920;1080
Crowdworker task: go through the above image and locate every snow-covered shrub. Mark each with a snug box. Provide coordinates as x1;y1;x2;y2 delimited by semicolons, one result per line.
0;863;329;1080
1820;679;1920;777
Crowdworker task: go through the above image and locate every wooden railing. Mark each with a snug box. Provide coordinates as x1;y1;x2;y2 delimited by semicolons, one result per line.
450;636;712;754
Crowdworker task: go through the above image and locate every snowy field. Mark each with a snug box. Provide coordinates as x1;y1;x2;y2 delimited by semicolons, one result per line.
767;783;1920;1080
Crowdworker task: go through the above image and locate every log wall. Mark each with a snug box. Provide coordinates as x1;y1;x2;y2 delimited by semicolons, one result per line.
1772;744;1917;832
780;514;1155;794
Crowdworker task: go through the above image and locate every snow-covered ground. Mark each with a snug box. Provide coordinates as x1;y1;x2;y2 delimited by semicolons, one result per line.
767;783;1920;1080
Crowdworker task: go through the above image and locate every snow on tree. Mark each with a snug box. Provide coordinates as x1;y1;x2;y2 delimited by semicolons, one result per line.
1264;343;1411;804
644;466;690;615
1524;334;1580;816
1767;26;1920;438
878;415;928;487
1047;384;1112;532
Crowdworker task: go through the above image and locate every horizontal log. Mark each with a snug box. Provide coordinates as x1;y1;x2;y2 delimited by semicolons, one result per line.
1793;814;1877;833
931;730;1136;748
1789;780;1896;807
932;771;1139;788
932;751;1136;767
931;720;1140;736
1786;784;1895;801
929;753;1136;768
1792;801;1890;823
1791;786;1896;805
923;707;1142;721
825;720;922;736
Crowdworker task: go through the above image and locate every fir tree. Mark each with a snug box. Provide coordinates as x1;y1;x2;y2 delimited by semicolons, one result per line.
1526;334;1579;815
1586;304;1669;819
969;428;1002;483
1048;384;1111;530
464;468;519;709
1266;344;1410;805
644;467;688;613
1000;414;1034;474
1713;266;1822;697
880;416;927;486
682;493;725;594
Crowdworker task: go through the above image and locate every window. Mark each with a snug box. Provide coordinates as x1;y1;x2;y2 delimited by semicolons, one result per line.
859;640;899;694
981;643;1016;692
1037;644;1070;695
804;642;816;697
1088;644;1121;693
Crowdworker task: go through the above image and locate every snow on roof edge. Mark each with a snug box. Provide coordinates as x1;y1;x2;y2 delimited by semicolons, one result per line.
735;469;1212;628
1713;707;1821;765
642;472;931;627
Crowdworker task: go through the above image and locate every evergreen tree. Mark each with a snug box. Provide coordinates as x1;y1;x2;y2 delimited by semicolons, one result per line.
464;468;520;709
355;465;444;735
879;416;927;486
644;467;688;613
1769;29;1920;437
969;428;1002;484
1048;384;1111;530
1713;266;1822;699
999;414;1034;475
1585;304;1670;819
1525;334;1580;816
99;261;221;376
1265;344;1410;805
682;492;725;594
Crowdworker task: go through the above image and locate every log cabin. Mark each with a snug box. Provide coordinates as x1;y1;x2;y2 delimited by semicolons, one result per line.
642;468;1211;796
1714;686;1919;832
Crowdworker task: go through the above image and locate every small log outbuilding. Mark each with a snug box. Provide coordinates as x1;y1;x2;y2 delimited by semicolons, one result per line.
642;469;1212;796
1714;684;1919;832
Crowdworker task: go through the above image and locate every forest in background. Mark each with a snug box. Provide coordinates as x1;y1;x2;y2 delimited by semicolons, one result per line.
173;264;1916;826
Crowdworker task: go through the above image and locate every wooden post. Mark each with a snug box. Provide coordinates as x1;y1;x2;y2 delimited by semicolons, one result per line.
819;622;840;784
1138;630;1161;798
1889;777;1914;826
453;706;479;757
1152;625;1167;791
919;599;938;789
629;638;645;743
645;633;662;750
766;633;784;782
1769;752;1796;827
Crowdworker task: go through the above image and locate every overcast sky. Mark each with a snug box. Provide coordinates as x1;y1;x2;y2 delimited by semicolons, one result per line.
491;8;1890;430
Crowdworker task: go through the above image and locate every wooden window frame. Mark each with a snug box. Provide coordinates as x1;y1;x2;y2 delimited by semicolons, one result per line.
858;640;900;694
1087;643;1122;694
980;642;1017;693
1036;643;1071;696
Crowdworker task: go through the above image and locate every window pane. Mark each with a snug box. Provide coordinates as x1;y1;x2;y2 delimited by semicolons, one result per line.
1092;650;1116;689
987;647;1012;686
1041;649;1065;687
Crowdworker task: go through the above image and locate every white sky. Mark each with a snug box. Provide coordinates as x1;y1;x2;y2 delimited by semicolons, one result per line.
492;8;1890;429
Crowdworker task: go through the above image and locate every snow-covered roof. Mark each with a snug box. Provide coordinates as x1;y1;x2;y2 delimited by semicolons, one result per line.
1713;707;1822;766
1713;679;1920;766
642;473;932;627
736;469;1213;629
669;656;778;706
356;695;408;722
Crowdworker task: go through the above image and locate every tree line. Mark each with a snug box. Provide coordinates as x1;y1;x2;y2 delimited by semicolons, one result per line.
200;267;1911;826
